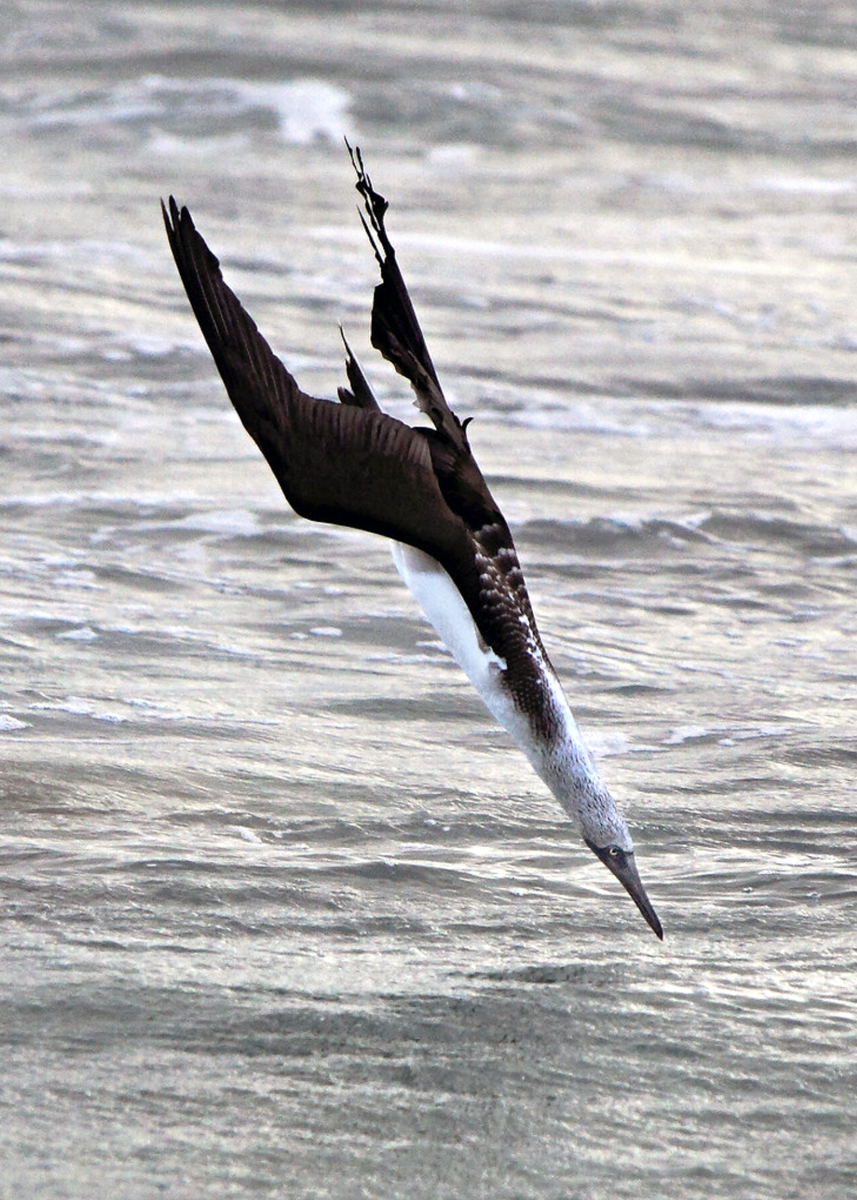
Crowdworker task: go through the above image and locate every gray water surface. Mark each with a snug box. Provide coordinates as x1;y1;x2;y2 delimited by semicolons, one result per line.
1;3;856;1198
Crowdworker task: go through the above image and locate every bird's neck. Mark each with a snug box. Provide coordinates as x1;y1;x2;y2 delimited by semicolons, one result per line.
505;662;613;828
391;542;615;833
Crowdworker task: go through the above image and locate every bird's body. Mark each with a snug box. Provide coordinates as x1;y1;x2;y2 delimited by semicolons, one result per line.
163;147;663;939
392;541;611;836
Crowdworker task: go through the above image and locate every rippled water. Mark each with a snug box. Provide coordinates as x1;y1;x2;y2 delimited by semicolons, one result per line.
1;3;856;1198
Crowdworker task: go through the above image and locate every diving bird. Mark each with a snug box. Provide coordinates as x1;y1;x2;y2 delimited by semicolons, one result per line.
162;146;663;939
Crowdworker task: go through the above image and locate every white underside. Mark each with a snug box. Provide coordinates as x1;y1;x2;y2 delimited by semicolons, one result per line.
390;542;631;848
392;542;517;731
391;543;590;770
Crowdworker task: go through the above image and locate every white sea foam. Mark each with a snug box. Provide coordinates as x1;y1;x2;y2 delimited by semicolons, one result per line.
56;626;99;642
24;73;354;146
0;715;29;732
759;175;855;195
233;79;353;145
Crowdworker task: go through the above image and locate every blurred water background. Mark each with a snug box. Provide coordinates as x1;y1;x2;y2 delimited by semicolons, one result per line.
1;2;856;1197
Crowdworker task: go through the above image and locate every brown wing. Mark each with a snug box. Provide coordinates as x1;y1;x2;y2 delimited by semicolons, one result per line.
162;197;476;570
348;143;470;455
337;331;381;410
162;191;548;693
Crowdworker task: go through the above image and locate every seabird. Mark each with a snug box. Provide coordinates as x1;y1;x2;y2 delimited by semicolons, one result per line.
162;146;663;940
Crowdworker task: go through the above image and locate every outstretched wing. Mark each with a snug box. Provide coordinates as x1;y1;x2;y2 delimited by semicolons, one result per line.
348;143;470;455
163;197;475;573
163;185;548;696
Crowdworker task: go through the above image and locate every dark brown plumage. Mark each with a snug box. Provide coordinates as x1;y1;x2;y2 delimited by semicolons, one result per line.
162;150;664;938
162;152;554;731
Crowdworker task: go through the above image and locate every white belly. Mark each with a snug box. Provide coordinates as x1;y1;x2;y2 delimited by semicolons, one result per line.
390;541;601;822
391;541;539;751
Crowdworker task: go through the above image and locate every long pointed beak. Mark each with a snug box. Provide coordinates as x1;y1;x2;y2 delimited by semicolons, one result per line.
584;839;664;940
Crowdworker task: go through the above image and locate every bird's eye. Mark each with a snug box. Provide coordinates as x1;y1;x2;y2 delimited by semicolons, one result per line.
608;846;624;860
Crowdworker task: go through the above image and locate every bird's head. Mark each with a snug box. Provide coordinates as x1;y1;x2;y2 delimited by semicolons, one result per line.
584;836;663;940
